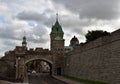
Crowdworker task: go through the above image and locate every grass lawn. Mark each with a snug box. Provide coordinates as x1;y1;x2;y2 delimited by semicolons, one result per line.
63;74;108;84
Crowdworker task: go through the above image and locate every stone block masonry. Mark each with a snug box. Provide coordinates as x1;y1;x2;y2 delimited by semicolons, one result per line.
64;29;120;84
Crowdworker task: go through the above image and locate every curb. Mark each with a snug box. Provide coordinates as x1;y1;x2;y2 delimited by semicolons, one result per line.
52;75;83;84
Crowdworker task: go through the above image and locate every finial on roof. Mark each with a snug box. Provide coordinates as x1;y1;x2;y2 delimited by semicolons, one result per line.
22;31;27;47
56;13;58;21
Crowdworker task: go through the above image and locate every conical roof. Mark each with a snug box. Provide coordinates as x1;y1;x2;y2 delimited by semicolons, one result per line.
51;14;64;34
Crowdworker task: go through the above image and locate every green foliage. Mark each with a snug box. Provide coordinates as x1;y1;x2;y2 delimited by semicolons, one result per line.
63;74;108;84
85;30;110;42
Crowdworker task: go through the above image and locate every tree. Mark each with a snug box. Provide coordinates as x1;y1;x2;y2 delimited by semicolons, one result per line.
85;30;110;42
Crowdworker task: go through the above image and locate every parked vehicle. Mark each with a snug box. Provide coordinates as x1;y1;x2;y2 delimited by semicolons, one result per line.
32;70;36;73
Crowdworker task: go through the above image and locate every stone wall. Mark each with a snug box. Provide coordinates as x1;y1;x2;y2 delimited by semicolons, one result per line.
0;52;16;81
64;29;120;84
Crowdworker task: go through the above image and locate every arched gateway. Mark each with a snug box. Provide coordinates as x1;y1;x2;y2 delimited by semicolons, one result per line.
15;47;53;80
15;14;65;81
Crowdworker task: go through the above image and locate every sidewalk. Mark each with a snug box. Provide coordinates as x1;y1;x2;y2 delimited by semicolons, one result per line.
0;80;13;84
0;80;28;84
53;75;84;84
0;76;84;84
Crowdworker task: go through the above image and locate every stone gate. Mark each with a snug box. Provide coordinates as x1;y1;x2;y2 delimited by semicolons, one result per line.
15;46;54;80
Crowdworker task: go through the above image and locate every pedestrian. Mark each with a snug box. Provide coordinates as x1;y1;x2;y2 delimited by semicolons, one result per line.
20;74;24;83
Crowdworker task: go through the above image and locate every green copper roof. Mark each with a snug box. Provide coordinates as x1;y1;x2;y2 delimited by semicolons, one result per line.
54;36;64;40
51;20;64;34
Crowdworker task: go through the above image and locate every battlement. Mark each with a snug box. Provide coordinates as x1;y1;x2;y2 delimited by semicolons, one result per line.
28;47;50;52
26;47;51;55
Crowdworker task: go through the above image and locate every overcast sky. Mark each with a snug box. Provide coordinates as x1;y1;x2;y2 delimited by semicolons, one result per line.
0;0;120;56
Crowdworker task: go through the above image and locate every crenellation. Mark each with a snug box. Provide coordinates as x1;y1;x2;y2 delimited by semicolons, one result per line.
35;47;43;51
29;48;34;51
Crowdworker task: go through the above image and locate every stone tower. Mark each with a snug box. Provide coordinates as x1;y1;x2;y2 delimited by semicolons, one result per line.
50;14;64;75
15;36;28;80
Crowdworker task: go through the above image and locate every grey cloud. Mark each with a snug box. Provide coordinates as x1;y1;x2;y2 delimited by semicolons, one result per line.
16;10;56;27
0;22;48;44
2;39;21;48
16;11;46;21
0;26;18;40
28;38;47;44
61;18;95;35
0;11;52;46
15;10;58;44
0;0;22;3
0;39;19;56
79;0;119;20
52;0;119;20
27;34;48;44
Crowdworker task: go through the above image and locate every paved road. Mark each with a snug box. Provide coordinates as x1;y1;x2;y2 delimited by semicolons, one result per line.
28;73;68;84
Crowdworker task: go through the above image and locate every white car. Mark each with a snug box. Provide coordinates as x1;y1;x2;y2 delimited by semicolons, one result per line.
32;70;36;73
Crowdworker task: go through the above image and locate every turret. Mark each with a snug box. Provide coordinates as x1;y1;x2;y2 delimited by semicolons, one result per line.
70;36;79;48
22;36;27;47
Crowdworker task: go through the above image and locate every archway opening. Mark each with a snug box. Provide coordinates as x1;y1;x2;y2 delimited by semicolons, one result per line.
25;59;52;75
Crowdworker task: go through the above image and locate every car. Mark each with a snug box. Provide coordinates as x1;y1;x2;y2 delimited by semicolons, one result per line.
32;70;36;73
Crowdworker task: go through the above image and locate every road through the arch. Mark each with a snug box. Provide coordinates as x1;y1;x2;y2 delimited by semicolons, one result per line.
28;73;68;84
